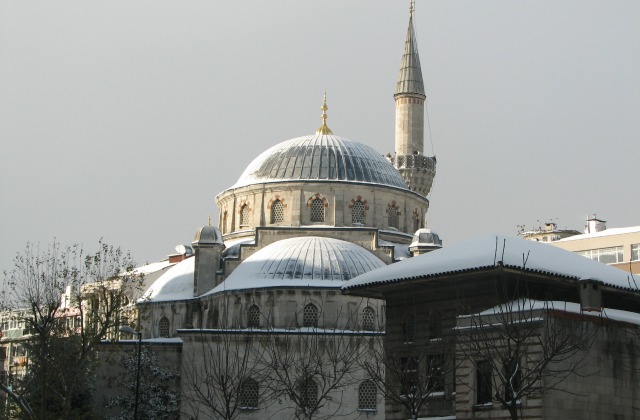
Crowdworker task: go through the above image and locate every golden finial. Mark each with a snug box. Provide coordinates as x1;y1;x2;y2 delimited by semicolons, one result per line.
208;215;211;226
410;0;414;17
316;90;333;135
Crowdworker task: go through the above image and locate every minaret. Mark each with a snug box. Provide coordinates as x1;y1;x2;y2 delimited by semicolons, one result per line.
391;2;436;196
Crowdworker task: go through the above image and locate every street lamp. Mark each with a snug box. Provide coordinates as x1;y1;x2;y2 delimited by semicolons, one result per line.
120;326;142;420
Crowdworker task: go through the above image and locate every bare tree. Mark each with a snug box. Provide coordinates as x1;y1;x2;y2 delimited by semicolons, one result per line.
259;303;369;420
456;298;597;420
360;308;454;420
181;330;273;420
1;239;143;419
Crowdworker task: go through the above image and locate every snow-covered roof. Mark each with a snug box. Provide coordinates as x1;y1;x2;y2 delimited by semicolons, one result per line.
129;260;176;276
204;236;386;296
139;257;195;303
343;234;639;292
555;226;640;242
460;299;640;327
378;239;411;260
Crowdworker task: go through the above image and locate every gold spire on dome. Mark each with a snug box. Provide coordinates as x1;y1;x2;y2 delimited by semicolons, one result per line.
316;90;333;135
208;215;211;226
410;0;414;17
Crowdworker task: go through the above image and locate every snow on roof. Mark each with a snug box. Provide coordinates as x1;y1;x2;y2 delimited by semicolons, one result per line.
128;260;176;276
378;239;411;260
139;257;194;303
555;226;640;242
204;236;386;297
461;299;640;326
343;234;639;292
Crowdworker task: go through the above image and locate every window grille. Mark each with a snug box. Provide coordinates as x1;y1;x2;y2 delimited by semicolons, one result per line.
239;378;259;409
388;206;399;229
159;316;170;338
362;306;375;331
427;355;445;392
358;380;377;410
401;357;419;396
310;198;325;223
271;199;284;224
240;204;249;227
352;200;365;224
303;304;319;328
247;305;260;329
300;378;318;411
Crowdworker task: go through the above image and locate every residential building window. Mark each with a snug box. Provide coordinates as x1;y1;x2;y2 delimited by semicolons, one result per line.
271;199;284;224
159;316;170;338
632;244;639;261
352;200;366;225
388;206;399;229
247;305;260;329
239;378;259;409
362;306;375;331
402;313;416;343
358;380;377;411
310;198;325;223
303;303;319;328
300;377;318;411
577;246;623;264
476;360;492;405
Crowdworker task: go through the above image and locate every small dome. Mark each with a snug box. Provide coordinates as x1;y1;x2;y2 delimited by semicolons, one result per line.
205;236;386;295
192;225;223;245
140;257;194;302
231;134;408;190
410;228;442;248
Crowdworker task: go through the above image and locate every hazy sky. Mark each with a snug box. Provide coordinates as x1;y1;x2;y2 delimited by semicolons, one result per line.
1;1;638;271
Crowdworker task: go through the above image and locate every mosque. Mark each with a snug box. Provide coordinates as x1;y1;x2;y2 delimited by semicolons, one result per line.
100;6;445;419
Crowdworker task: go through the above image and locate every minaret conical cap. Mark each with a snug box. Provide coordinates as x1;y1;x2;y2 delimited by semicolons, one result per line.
396;10;425;97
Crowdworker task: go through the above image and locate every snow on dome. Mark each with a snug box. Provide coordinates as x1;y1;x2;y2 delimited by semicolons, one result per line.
343;234;638;292
230;134;408;190
205;236;386;296
139;257;195;303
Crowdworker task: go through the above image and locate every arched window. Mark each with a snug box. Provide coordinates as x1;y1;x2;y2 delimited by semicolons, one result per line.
388;206;399;229
303;303;319;328
240;204;249;227
300;377;318;411
239;378;259;409
222;211;228;234
362;306;375;331
159;316;170;338
358;380;377;411
352;200;365;225
402;313;415;343
413;214;420;232
247;305;260;329
310;198;325;223
271;199;284;224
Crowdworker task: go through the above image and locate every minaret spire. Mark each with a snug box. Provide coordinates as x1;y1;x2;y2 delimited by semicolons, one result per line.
390;4;436;197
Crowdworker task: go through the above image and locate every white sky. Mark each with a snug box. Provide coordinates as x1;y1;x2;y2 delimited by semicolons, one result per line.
1;1;638;271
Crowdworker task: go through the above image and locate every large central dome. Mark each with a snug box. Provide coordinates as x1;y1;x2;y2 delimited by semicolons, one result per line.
232;134;408;190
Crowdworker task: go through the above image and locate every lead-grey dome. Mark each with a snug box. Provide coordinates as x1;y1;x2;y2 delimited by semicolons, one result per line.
205;236;387;295
231;134;408;190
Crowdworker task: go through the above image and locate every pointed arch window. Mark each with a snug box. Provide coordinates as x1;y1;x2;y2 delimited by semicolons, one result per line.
159;316;170;338
388;206;399;229
240;204;249;227
271;199;284;224
362;306;376;331
310;198;325;223
303;303;319;328
247;305;260;329
222;211;228;234
352;200;366;225
239;378;259;409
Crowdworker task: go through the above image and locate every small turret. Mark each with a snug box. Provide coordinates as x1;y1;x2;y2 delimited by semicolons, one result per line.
409;228;442;256
192;224;225;296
